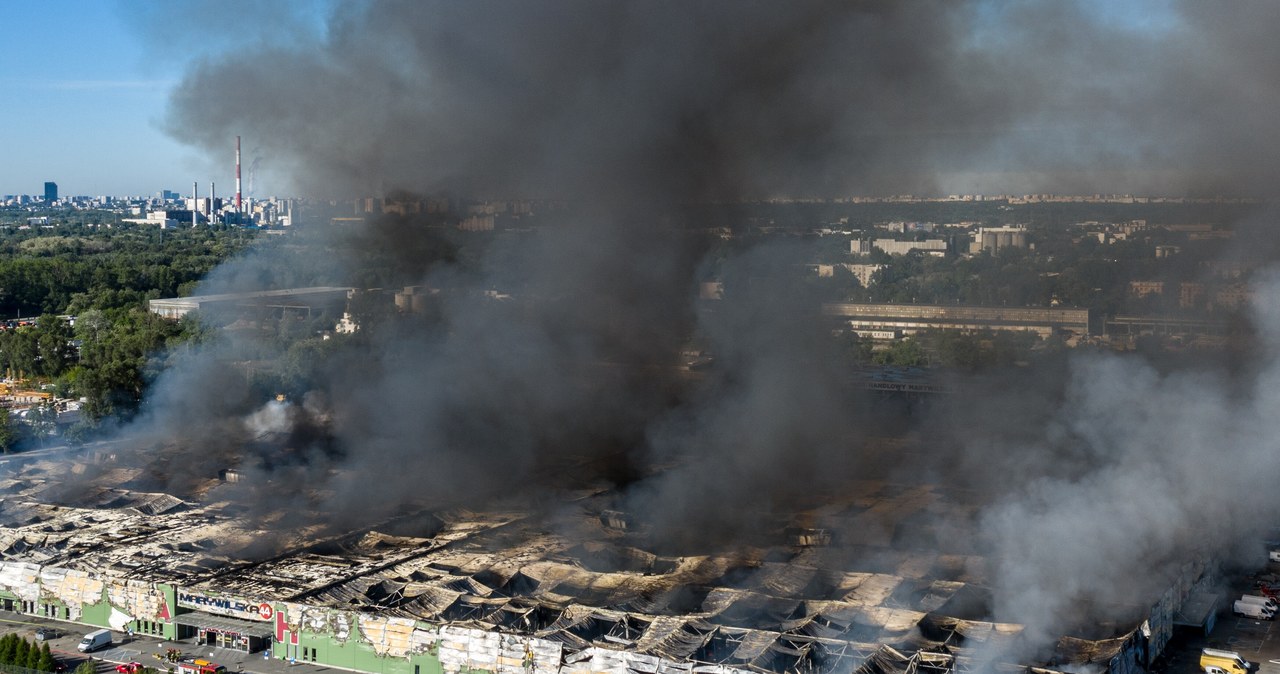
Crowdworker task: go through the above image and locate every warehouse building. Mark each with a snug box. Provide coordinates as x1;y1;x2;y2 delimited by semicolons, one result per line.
822;303;1090;340
149;287;353;321
968;226;1029;255
0;448;1212;674
851;240;949;257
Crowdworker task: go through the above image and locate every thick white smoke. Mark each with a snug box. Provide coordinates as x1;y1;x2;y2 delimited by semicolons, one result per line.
944;268;1280;657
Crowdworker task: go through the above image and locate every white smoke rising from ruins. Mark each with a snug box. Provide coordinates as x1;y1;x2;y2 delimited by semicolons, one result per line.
923;262;1280;656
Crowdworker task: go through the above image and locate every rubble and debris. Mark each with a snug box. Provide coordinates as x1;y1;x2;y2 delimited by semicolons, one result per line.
0;448;1202;674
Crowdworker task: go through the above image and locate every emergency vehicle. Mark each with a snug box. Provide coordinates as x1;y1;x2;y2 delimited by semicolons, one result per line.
175;660;227;674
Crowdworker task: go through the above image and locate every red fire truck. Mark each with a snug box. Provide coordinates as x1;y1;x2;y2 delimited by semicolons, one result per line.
175;660;227;674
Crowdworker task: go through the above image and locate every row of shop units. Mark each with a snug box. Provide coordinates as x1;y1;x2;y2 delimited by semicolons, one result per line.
0;588;271;651
0;583;461;674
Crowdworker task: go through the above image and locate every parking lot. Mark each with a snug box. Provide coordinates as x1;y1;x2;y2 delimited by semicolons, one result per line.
0;611;327;674
1156;558;1280;674
1186;615;1280;674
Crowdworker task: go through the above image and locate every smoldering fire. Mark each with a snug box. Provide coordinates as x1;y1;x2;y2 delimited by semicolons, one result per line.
34;1;1280;672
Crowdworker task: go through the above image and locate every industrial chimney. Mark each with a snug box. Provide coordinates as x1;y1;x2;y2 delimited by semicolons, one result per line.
235;136;242;214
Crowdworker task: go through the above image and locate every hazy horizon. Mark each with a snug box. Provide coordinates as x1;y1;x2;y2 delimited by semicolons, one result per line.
6;2;1280;199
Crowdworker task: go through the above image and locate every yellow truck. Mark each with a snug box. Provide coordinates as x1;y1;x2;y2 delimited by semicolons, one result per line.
1200;648;1250;674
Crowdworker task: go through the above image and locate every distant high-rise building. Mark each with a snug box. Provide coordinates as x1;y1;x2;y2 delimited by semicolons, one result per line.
43;182;57;202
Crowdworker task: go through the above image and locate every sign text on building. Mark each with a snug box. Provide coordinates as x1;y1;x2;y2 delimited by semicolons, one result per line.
177;591;273;621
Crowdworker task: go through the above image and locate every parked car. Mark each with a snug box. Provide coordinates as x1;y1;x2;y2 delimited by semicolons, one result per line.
116;662;144;674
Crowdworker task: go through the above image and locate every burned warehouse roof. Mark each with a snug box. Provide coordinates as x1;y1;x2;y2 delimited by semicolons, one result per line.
0;444;1214;674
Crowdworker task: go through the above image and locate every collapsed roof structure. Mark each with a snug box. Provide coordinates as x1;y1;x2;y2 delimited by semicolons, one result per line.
0;446;1210;674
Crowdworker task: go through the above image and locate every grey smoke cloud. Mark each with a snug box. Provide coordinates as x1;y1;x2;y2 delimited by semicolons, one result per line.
903;254;1280;657
111;0;1280;664
961;344;1280;653
149;1;1280;198
152;1;1019;197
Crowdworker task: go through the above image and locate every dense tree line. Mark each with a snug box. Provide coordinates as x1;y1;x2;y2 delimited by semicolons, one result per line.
0;223;252;317
0;222;253;445
0;634;57;672
837;329;1043;370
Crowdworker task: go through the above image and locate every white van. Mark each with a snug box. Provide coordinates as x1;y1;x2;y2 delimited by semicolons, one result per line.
1240;595;1279;612
1234;600;1274;620
77;629;111;653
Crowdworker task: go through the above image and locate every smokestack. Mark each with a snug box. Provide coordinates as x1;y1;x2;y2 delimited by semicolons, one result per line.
235;136;242;214
192;181;198;228
248;156;259;199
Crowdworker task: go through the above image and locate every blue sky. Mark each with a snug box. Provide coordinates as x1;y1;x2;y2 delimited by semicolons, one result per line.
0;1;332;198
0;1;200;197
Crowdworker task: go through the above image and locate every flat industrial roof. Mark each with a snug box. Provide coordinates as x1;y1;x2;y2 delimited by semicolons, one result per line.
0;443;1192;674
149;287;353;307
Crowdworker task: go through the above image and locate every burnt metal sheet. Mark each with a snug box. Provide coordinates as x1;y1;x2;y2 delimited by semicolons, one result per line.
750;564;818;598
727;631;778;662
635;617;715;660
173;611;274;638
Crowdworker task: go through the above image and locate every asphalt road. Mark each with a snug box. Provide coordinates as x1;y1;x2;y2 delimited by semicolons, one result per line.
0;612;332;674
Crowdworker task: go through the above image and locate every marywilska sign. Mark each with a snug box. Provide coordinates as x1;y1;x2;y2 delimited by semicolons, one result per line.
177;590;274;622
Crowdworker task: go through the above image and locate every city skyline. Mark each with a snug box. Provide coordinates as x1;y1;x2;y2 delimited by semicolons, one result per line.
11;2;1280;200
0;1;332;197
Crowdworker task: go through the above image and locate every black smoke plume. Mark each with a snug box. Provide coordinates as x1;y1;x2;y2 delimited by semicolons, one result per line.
106;0;1280;664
